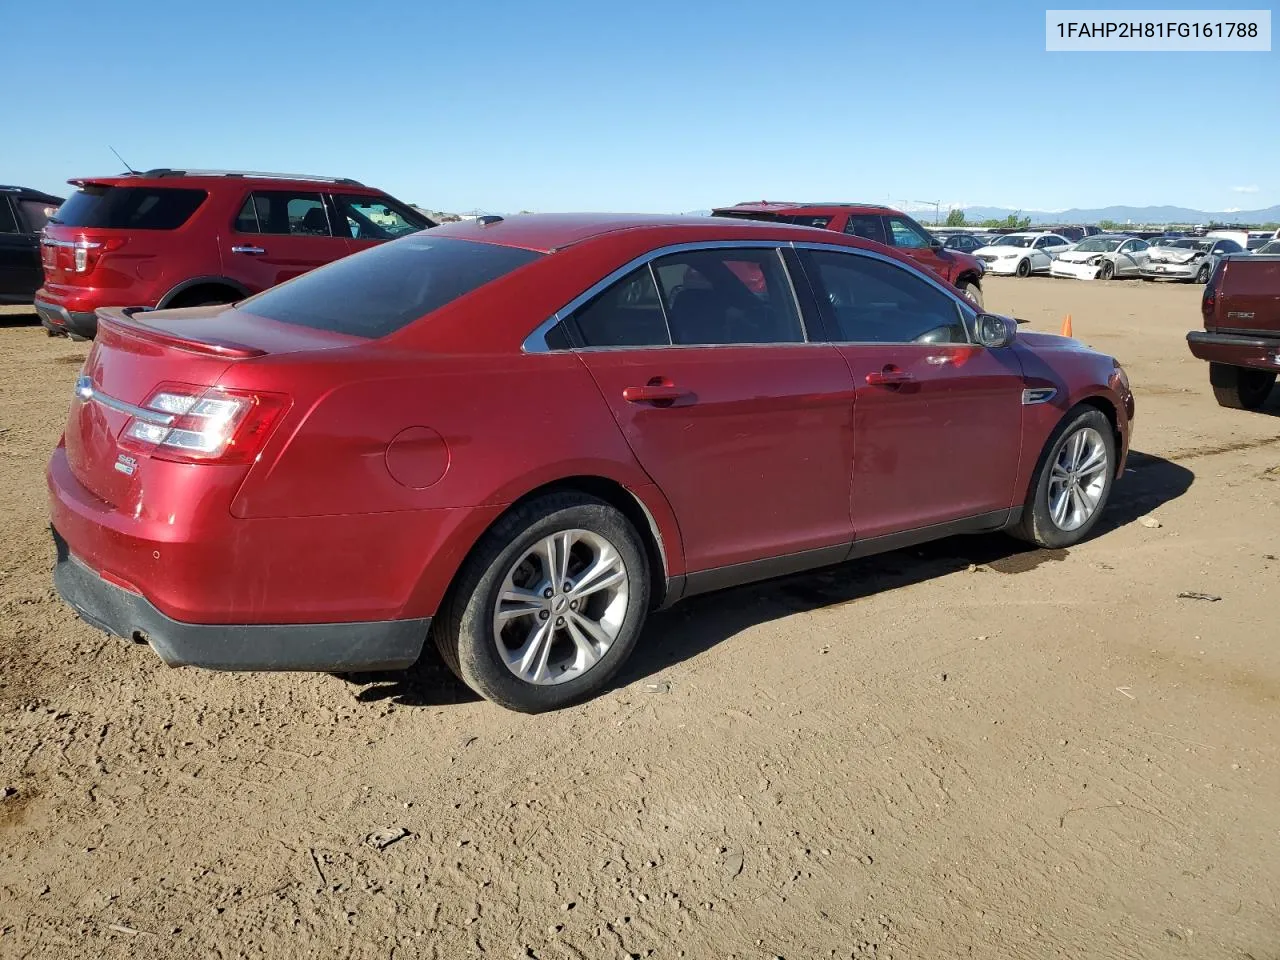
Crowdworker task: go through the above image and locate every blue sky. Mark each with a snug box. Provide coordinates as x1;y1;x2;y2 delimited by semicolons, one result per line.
4;0;1275;214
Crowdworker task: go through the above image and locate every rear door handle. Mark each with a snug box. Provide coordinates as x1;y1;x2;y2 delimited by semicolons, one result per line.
231;245;266;255
622;381;689;404
865;366;914;386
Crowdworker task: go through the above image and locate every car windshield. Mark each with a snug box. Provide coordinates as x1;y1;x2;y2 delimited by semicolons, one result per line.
1073;238;1124;253
1258;241;1280;255
1150;237;1180;246
1170;239;1213;251
239;235;543;338
991;236;1033;248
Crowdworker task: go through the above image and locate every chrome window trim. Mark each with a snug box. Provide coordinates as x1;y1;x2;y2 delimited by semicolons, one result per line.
73;375;175;426
522;240;808;353
790;241;977;346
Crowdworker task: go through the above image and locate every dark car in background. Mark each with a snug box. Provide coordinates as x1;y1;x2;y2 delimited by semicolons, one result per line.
940;233;988;252
1;186;64;306
712;202;987;307
35;169;433;339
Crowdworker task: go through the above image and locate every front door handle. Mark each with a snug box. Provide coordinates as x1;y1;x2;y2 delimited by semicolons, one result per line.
231;245;266;255
865;366;914;386
622;379;689;404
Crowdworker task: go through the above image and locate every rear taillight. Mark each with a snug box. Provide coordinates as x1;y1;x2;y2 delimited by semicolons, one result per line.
58;237;127;273
1202;260;1226;326
118;382;289;464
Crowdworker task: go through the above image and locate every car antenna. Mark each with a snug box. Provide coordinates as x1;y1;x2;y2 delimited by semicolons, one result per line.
109;145;138;175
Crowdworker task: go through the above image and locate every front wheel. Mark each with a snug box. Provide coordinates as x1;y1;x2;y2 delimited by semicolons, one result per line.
1015;258;1032;278
1013;407;1116;549
1100;261;1115;281
958;281;983;309
433;493;650;712
1195;263;1211;284
1210;362;1276;410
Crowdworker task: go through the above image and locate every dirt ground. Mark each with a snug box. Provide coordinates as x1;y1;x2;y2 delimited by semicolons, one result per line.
1;277;1277;960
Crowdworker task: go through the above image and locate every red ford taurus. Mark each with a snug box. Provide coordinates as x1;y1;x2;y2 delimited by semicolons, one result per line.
48;214;1134;712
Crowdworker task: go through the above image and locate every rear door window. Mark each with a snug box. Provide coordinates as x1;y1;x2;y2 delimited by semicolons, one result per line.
651;248;803;345
49;186;207;230
239;235;542;338
17;200;57;233
569;266;671;347
234;191;333;236
843;215;888;245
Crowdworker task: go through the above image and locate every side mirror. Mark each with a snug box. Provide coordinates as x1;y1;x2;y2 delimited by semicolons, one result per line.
974;313;1017;349
929;238;944;250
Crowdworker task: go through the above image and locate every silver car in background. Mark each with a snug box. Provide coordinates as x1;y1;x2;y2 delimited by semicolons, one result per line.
1141;236;1246;283
1050;235;1152;280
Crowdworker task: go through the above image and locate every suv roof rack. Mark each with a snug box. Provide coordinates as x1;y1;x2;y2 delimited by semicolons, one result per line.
135;168;365;187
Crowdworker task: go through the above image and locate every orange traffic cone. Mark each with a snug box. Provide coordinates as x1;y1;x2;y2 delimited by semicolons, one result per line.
1061;314;1073;337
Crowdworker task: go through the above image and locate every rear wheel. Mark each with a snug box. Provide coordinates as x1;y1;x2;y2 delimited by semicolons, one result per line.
1015;258;1032;278
433;492;650;712
958;280;983;309
1013;407;1115;548
1210;362;1276;410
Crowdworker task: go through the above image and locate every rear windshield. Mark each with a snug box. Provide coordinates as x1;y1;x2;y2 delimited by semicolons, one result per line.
50;186;207;230
239;235;543;338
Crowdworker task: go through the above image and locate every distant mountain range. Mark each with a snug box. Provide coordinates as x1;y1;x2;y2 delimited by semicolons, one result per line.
683;204;1280;226
960;205;1280;226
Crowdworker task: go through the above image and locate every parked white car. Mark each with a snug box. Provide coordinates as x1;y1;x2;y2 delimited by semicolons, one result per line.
974;233;1072;277
1141;236;1246;283
1050;235;1151;280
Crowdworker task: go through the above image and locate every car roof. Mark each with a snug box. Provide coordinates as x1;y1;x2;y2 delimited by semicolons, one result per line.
427;212;844;253
713;201;897;216
66;169;380;193
0;185;65;204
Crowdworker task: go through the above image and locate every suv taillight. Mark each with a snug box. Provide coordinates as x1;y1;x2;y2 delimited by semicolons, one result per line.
1202;259;1226;327
118;382;289;464
70;237;127;273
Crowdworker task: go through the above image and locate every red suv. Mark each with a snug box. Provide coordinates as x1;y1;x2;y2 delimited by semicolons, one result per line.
48;214;1132;713
712;202;987;307
35;169;432;339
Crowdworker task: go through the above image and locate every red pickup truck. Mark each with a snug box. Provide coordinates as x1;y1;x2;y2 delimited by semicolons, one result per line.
1187;253;1280;410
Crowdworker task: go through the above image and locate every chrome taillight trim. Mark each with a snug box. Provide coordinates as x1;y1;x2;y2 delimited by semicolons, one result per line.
73;375;176;426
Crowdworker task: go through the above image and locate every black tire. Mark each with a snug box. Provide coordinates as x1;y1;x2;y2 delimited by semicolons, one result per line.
1195;263;1211;284
432;492;651;712
1210;362;1276;410
958;281;983;309
1100;261;1115;280
1015;258;1032;278
1013;407;1116;549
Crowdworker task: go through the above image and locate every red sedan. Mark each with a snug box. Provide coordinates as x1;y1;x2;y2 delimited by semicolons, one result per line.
48;214;1134;712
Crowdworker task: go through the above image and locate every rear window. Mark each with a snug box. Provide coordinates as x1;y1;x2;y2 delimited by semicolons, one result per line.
50;186;207;230
712;211;831;228
239;235;543;338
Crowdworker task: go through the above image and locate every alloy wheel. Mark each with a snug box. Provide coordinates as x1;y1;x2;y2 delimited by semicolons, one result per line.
1047;427;1109;531
491;529;630;685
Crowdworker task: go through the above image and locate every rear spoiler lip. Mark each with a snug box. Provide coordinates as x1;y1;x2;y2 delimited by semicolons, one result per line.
94;307;267;359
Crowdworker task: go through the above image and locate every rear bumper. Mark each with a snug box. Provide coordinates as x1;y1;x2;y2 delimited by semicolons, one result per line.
1186;331;1280;371
34;298;97;339
52;526;428;671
